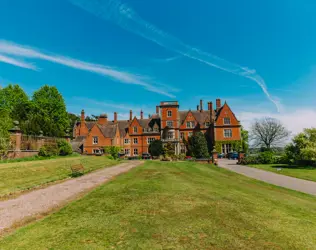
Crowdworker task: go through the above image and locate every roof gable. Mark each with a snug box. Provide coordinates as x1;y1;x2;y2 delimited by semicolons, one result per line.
215;102;239;125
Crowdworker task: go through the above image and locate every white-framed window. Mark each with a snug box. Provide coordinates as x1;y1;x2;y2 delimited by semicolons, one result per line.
186;121;195;128
180;132;184;140
133;148;138;155
167;121;173;127
188;132;193;137
167;110;172;117
224;129;232;138
167;132;174;139
124;148;130;155
93;136;98;145
205;122;210;128
133;127;138;133
93;148;100;154
224;117;231;125
133;138;138;144
147;137;155;144
124;139;130;144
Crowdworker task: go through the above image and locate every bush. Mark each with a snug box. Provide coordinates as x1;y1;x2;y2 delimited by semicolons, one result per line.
106;155;114;160
257;151;275;164
57;139;73;156
149;140;163;157
38;144;59;157
104;146;122;160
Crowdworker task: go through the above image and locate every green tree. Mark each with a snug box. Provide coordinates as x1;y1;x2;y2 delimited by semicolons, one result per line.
241;126;249;153
190;132;210;158
163;142;175;156
104;146;122;159
31;85;70;137
0;84;30;122
0;110;12;157
285;128;316;161
68;113;80;137
149;140;163;156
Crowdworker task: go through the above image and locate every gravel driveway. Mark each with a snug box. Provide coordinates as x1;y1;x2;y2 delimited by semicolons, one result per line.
0;161;143;233
219;159;316;196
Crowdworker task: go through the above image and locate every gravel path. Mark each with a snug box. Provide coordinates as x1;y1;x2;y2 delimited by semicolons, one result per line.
0;161;143;232
219;159;316;196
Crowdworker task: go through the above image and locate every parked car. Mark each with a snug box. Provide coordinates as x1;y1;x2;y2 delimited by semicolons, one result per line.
227;151;238;160
217;153;225;159
142;153;152;160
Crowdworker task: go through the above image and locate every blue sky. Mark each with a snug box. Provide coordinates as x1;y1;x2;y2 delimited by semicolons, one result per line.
1;0;316;133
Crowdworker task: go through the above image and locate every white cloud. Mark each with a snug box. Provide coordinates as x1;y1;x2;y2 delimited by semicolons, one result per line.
69;0;280;111
0;40;176;98
0;54;38;70
239;109;316;136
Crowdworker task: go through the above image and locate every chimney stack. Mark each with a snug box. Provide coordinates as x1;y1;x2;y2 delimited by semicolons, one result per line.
216;99;221;111
140;110;144;119
129;110;133;121
114;112;117;123
98;114;108;125
81;109;85;122
209;102;214;122
156;106;159;114
200;100;203;111
197;105;199;111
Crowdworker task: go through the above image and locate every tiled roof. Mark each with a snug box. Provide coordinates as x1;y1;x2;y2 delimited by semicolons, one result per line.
97;124;117;138
179;110;215;125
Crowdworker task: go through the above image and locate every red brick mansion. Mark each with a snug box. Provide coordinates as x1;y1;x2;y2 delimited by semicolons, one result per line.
72;99;241;156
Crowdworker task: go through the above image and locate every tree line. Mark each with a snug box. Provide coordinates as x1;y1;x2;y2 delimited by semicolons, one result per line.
0;84;70;137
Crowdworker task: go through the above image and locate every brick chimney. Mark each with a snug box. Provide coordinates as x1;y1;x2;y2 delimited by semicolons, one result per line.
156;106;159;114
140;110;144;119
81;109;85;122
197;105;199;111
216;99;221;111
129;110;133;121
208;102;213;111
200;100;203;111
114;112;117;123
98;113;108;125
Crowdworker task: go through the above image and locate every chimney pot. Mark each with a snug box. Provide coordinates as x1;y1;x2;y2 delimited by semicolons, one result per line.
197;105;199;111
200;100;203;111
140;110;144;119
81;109;85;122
129;110;133;121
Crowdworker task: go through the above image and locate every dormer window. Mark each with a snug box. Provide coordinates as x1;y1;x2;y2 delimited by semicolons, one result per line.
133;127;138;133
186;121;195;128
167;110;172;117
224;118;231;125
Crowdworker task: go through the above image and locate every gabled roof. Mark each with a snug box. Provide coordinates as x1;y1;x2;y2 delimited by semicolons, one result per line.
179;110;214;125
215;102;239;122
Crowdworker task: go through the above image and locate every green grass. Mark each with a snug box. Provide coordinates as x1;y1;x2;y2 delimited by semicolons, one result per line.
1;161;316;249
248;164;316;182
0;156;118;197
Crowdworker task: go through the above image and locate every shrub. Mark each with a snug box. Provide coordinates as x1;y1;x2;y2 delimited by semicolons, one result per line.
257;151;275;164
106;155;114;160
149;140;163;157
104;146;122;160
38;144;59;157
57;139;73;156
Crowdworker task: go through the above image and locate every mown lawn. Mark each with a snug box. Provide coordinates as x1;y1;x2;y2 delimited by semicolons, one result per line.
1;161;315;249
248;164;316;182
0;156;117;197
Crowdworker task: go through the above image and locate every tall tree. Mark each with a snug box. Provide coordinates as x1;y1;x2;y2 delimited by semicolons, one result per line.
0;110;12;157
285;128;316;161
250;117;290;149
241;126;249;153
0;84;30;122
190;132;210;158
149;140;163;156
32;85;70;137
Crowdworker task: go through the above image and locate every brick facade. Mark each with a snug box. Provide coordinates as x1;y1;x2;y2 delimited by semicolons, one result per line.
73;99;241;155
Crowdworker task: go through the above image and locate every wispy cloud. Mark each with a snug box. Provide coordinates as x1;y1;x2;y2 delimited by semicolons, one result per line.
0;40;176;98
0;54;38;70
152;55;182;63
69;0;280;111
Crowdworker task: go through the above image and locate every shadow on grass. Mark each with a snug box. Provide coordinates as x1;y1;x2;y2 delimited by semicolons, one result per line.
270;165;316;170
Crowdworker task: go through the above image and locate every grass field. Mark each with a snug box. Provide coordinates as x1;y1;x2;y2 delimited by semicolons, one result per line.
248;164;316;182
1;161;315;249
0;156;117;198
